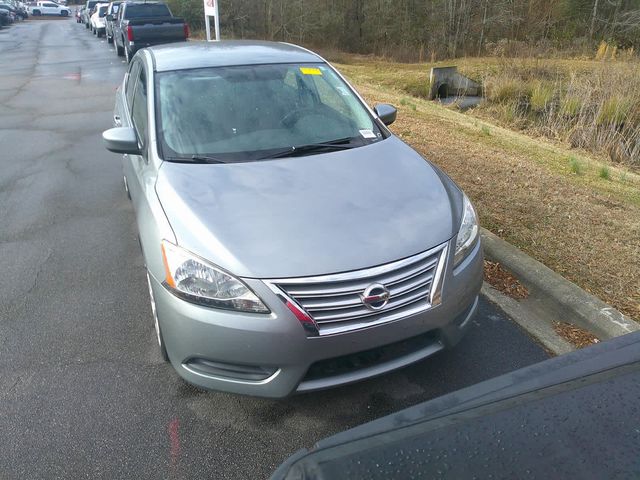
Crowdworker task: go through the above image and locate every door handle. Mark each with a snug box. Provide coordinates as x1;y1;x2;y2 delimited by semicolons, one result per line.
113;114;121;126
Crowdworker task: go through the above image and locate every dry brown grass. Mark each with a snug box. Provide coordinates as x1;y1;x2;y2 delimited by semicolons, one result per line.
484;261;529;300
334;59;640;322
553;322;600;349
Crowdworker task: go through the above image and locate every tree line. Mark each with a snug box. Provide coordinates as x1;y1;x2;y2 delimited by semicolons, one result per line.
167;0;640;60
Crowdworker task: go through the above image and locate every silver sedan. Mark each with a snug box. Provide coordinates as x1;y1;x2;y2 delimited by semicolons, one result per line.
102;40;483;398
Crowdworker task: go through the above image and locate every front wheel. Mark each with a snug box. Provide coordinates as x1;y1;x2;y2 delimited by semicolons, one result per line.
107;34;113;44
32;9;41;15
61;10;68;16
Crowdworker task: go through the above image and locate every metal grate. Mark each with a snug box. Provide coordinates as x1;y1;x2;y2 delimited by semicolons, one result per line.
267;243;448;336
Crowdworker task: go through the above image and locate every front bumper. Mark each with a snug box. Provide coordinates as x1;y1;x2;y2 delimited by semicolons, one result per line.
151;238;483;398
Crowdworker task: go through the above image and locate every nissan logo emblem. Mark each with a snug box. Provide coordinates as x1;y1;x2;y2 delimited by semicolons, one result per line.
360;283;391;311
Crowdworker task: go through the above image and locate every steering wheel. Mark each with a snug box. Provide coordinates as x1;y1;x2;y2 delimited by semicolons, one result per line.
278;107;317;128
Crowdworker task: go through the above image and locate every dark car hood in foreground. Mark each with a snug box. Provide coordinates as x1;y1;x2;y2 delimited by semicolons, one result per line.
156;137;462;278
271;331;640;479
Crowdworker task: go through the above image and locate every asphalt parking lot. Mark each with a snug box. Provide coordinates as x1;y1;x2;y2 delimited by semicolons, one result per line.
0;19;549;479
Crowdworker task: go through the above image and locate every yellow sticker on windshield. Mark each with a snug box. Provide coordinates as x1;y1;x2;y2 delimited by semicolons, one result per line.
300;67;322;76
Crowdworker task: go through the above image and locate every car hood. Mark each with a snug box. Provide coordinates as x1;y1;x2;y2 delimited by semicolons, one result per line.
155;136;461;279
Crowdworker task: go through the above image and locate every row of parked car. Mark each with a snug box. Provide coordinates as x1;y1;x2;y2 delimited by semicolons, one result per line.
0;1;28;26
75;0;188;62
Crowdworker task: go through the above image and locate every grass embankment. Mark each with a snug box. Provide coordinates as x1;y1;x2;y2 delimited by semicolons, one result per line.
328;54;640;322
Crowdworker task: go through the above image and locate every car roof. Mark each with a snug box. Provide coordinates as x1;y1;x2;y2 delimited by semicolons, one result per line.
148;40;323;72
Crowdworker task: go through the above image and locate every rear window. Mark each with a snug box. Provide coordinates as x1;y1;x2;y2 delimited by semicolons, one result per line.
98;5;106;15
125;3;170;18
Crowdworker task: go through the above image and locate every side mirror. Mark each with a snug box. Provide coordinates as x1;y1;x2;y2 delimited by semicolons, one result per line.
374;104;397;126
102;127;141;155
106;13;112;20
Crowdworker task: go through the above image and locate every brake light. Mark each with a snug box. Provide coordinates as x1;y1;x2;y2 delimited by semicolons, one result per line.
126;25;134;41
183;23;190;39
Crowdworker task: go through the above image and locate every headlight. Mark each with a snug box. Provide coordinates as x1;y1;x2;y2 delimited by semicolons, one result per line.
453;195;479;266
161;240;269;313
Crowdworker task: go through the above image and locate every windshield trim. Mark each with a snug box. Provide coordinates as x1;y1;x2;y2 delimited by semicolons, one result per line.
154;62;390;164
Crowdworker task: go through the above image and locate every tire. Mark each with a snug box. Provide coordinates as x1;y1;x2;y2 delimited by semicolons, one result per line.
61;10;68;16
85;21;89;29
146;271;169;362
97;30;103;38
116;39;124;56
32;9;41;15
107;34;113;44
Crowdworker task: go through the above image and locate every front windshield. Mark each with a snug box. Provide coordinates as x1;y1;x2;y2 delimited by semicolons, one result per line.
98;5;106;15
156;63;385;161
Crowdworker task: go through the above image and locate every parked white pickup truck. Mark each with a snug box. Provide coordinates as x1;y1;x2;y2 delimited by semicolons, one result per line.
29;1;71;16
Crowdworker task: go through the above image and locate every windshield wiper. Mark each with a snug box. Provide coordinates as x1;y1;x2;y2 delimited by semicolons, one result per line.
165;155;229;164
258;137;360;160
190;155;229;164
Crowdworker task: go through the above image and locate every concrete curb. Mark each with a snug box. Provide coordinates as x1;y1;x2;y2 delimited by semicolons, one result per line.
480;228;639;342
481;283;575;355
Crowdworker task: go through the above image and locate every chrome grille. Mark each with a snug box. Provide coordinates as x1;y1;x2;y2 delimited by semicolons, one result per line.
267;243;448;336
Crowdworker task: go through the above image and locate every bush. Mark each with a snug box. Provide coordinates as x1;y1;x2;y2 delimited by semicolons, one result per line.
167;0;205;32
561;97;582;117
529;81;554;112
486;77;529;104
596;97;633;127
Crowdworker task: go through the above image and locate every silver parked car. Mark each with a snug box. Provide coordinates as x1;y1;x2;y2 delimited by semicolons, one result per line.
102;41;483;398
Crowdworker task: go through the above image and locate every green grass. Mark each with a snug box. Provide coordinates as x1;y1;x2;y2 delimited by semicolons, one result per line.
599;166;610;180
400;97;418;111
530;81;554;112
597;97;634;126
561;97;582;117
569;156;584;175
